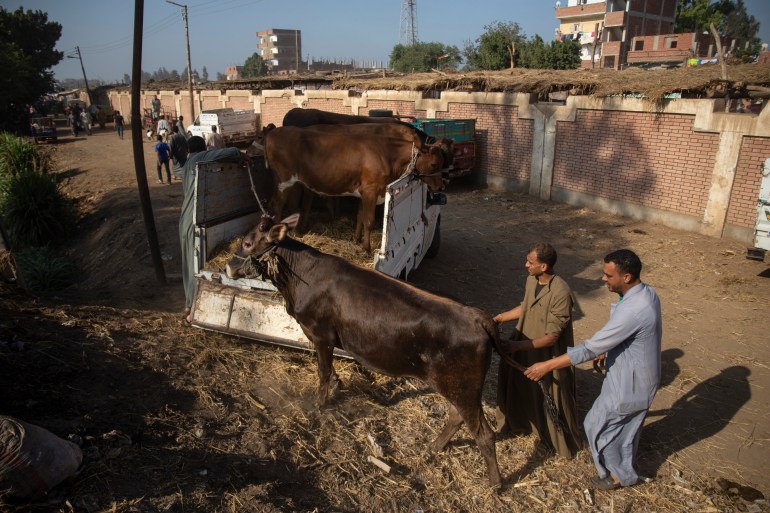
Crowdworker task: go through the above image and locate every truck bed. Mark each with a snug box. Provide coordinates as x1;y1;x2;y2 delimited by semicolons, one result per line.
190;156;441;351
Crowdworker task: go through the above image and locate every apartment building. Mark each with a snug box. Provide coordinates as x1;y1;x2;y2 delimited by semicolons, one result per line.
555;0;680;69
256;28;302;74
225;65;243;80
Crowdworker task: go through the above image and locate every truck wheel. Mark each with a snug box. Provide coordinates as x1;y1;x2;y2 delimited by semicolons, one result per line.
369;109;393;118
426;219;440;258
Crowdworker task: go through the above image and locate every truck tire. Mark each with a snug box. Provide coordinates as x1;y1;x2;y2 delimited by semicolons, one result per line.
369;109;393;118
426;218;440;258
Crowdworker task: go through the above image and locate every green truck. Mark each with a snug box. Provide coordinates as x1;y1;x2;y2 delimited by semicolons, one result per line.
409;118;476;179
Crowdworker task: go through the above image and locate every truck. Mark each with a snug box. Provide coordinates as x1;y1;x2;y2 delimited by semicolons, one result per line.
189;156;445;353
409;118;476;179
747;157;770;262
367;111;476;179
187;108;259;146
30;117;57;143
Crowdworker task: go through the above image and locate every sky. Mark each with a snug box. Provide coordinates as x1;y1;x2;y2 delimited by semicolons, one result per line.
3;0;770;84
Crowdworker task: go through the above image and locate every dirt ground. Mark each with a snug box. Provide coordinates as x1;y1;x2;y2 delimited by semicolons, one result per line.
1;121;770;512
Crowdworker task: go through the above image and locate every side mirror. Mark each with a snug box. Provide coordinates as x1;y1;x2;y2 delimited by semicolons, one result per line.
427;191;447;206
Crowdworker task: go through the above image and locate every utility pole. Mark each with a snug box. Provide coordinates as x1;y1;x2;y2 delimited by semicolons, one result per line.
131;0;166;284
166;0;195;122
68;46;92;105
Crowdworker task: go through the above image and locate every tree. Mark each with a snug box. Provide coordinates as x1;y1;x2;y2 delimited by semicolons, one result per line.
545;40;582;69
123;73;131;85
518;35;548;68
201;66;209;82
677;0;761;62
463;21;526;70
0;7;63;132
216;71;225;81
242;53;267;78
389;42;461;73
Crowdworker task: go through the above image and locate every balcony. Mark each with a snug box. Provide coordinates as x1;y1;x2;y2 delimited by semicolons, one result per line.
556;1;606;20
603;10;626;27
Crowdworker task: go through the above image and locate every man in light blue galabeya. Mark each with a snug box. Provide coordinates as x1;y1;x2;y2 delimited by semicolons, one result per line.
523;249;662;490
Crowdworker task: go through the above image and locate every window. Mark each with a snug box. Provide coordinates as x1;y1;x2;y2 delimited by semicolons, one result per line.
603;56;616;68
634;39;644;51
665;38;678;49
573;23;581;32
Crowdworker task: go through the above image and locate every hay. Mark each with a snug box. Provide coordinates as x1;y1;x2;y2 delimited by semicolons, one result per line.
130;63;770;104
205;215;381;273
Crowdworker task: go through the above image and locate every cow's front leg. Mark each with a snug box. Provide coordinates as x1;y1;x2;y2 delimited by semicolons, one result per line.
312;335;341;408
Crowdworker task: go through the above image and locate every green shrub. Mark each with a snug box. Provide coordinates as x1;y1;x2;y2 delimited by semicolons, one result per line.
0;132;51;177
16;247;76;292
1;169;76;249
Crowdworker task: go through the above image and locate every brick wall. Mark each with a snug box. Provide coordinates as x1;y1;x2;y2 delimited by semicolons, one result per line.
363;100;422;119
306;98;349;116
226;97;253;111
553;110;718;217
259;97;295;126
727;137;770;228
446;103;533;182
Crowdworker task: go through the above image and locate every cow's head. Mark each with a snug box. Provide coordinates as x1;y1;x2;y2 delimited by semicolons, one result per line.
225;213;299;279
414;146;446;191
435;138;455;169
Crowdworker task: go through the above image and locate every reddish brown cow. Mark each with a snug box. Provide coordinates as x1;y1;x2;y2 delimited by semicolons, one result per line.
264;125;445;253
282;108;454;168
226;213;506;487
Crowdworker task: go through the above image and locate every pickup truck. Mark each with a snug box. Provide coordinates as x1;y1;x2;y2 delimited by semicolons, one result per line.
187;108;259;146
189;156;444;352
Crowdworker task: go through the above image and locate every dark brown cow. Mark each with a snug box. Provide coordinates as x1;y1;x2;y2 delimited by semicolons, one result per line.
264;125;445;253
225;213;505;487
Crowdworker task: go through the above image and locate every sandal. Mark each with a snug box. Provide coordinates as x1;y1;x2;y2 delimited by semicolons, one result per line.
590;476;621;490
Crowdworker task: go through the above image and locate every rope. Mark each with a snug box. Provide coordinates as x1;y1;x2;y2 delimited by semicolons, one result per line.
400;143;419;179
245;160;268;216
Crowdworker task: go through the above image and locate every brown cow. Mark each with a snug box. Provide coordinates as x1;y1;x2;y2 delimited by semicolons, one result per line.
264;125;445;253
282;108;454;168
225;213;505;487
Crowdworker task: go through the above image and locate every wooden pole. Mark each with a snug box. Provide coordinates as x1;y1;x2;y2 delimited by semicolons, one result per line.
131;0;167;284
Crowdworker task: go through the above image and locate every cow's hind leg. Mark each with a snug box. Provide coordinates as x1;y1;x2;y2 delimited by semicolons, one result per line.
431;404;464;453
434;402;501;488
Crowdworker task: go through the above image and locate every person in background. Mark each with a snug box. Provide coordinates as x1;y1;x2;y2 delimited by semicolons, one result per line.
151;95;161;121
79;109;91;136
494;242;582;459
179;136;241;323
154;134;172;184
157;115;171;142
205;125;225;150
168;125;188;180
524;249;662;490
114;111;124;140
175;115;186;137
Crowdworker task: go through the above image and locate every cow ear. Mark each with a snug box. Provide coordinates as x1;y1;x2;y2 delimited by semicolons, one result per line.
279;213;300;229
266;224;288;243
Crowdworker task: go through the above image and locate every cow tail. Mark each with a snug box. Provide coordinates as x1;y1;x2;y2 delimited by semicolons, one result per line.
482;316;565;433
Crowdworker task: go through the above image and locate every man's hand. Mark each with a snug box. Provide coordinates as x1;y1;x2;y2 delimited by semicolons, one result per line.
493;313;504;323
592;353;606;376
524;360;549;382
